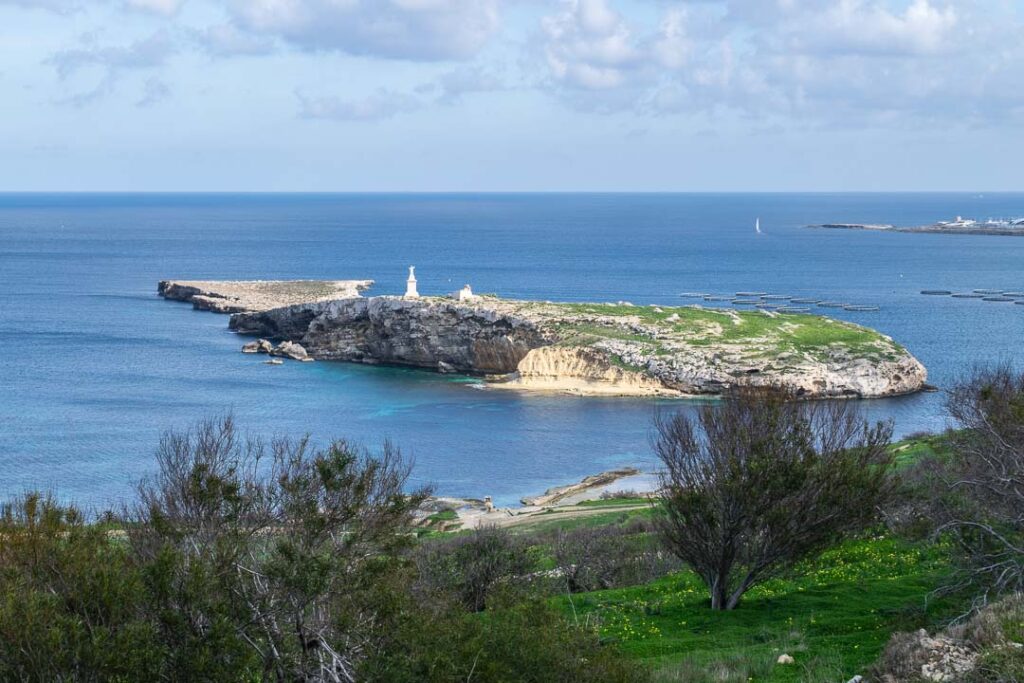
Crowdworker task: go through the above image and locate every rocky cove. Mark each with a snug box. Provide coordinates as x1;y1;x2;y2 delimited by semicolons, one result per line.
159;279;927;399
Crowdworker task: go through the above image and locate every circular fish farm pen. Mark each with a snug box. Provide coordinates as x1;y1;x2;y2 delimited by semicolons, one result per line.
703;295;732;302
1003;292;1024;298
921;290;952;295
778;306;811;314
983;297;1015;303
844;305;880;312
731;299;759;305
951;293;986;298
756;303;782;310
974;289;1004;294
761;294;792;301
680;292;708;298
817;301;847;308
1015;301;1024;306
736;291;767;297
791;298;821;304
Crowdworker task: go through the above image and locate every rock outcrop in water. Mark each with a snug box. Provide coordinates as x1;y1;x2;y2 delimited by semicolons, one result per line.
220;291;927;399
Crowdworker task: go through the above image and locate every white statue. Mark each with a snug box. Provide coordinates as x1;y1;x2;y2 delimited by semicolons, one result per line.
404;266;419;298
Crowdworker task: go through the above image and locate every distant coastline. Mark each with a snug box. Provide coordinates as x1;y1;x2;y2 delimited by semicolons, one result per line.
811;216;1024;236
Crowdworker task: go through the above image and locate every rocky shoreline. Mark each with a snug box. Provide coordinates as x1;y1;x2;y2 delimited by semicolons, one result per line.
159;279;927;399
419;467;654;531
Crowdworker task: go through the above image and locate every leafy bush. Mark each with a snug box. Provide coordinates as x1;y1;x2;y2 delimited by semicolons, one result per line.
549;520;680;594
125;416;430;682
0;494;168;682
415;525;535;612
363;596;648;683
600;489;644;500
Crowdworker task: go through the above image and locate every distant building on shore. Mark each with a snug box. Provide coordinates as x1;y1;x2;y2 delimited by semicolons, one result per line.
452;284;477;302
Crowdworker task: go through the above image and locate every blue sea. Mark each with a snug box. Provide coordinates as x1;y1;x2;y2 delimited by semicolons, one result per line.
2;193;1024;509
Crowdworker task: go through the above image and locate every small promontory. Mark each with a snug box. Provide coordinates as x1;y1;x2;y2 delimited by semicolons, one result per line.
158;280;926;399
158;279;374;314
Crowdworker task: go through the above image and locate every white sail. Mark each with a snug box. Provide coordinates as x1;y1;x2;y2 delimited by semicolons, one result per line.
755;217;761;234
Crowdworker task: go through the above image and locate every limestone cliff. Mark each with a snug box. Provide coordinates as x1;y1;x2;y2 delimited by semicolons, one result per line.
230;296;549;375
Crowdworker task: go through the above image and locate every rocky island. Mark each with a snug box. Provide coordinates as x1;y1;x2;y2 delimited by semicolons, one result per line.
159;278;926;399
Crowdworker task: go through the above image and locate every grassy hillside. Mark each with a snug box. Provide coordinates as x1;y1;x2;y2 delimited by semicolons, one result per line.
497;433;961;682
559;536;952;682
515;300;905;364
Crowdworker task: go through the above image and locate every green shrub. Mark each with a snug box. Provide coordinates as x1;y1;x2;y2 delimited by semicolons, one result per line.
415;525;535;611
363;597;648;682
0;494;167;681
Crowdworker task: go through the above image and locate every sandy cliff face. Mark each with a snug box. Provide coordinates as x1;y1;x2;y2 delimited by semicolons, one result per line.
500;346;679;396
228;295;927;399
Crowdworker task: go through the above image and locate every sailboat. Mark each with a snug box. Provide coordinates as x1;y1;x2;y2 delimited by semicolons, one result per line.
755;217;762;234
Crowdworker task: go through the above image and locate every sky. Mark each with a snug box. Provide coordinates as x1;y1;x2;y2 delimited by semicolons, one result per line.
1;0;1022;192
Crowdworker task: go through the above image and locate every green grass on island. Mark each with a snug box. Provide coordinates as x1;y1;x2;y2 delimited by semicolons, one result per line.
522;300;905;364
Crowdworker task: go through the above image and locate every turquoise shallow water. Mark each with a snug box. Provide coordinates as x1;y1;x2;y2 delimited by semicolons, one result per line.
2;192;1024;508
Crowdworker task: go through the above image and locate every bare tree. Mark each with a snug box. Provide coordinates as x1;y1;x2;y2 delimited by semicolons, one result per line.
655;386;894;610
127;416;430;683
933;364;1024;605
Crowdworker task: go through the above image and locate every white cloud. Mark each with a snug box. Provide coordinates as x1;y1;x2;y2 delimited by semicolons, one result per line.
0;0;182;13
0;0;77;12
784;0;959;57
297;88;422;121
652;8;690;70
136;75;170;106
542;0;643;90
226;0;500;61
47;30;177;106
49;30;176;78
540;0;694;96
532;0;1023;126
123;0;184;16
297;63;503;123
6;0;1023;128
417;65;506;104
193;22;276;57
